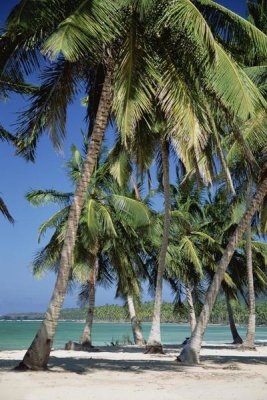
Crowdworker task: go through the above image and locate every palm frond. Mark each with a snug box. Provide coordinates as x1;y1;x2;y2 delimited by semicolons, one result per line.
0;196;14;223
108;145;132;187
109;194;150;228
38;207;69;242
113;27;155;143
16;58;79;160
194;0;267;61
25;189;72;206
206;43;266;120
227;112;267;164
1;0;65;78
97;202;117;237
43;0;118;61
160;0;217;62
244;65;267;93
0;126;17;144
179;236;203;277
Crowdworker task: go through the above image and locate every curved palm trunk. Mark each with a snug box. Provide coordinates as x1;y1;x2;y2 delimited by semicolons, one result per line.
243;177;256;349
207;112;235;196
127;294;145;345
177;175;267;364
225;293;243;345
80;256;98;347
17;64;114;370
146;139;171;353
186;286;196;332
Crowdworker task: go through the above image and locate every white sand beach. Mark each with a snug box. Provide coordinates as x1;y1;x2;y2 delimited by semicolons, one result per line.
0;344;266;400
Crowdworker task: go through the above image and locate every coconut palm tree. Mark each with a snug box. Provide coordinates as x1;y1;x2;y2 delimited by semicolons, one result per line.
27;144;150;348
178;167;267;364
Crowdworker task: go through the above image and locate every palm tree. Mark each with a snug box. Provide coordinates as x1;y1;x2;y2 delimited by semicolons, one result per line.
27;144;150;349
242;176;256;348
177;167;267;364
2;0;267;368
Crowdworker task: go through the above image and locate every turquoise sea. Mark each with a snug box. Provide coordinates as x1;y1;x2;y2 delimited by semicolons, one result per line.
0;321;266;350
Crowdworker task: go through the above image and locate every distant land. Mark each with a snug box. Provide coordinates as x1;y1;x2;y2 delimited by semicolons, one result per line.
1;301;267;325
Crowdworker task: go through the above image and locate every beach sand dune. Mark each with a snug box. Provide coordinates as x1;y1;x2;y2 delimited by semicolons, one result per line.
0;345;266;400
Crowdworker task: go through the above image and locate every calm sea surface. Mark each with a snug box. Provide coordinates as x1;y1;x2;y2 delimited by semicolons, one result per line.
0;321;266;350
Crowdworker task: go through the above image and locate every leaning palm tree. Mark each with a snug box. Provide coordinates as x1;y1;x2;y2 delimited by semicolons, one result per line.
27;144;150;348
3;0;267;368
178;166;267;364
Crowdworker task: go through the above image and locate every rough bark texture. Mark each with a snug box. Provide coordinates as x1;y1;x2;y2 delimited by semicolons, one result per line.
177;175;267;364
127;294;145;346
146;139;171;354
225;293;243;345
209;116;235;196
186;286;197;332
16;64;114;370
80;256;98;347
243;177;256;349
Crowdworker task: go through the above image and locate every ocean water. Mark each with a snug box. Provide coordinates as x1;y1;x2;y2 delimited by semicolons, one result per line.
0;321;266;350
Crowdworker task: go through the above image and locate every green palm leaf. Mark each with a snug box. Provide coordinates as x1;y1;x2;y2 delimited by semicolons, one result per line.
16;58;78;160
113;27;155;142
228;112;267;165
160;0;216;61
97;202;117;237
43;0;117;61
179;236;203;277
26;189;72;206
38;207;69;242
206;43;266;120
194;0;267;61
110;194;150;228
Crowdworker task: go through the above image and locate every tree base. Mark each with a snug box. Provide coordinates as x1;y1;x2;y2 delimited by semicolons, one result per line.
65;341;99;352
176;343;200;364
145;344;164;354
239;343;257;351
13;361;47;372
232;336;243;345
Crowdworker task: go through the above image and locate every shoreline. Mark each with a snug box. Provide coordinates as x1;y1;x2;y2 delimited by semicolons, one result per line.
1;319;267;327
1;344;267;400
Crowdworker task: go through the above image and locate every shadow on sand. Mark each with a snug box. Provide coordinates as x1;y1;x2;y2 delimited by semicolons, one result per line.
0;344;266;374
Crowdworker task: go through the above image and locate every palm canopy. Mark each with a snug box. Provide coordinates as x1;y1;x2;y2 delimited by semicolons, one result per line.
1;0;266;166
165;183;267;313
27;144;151;283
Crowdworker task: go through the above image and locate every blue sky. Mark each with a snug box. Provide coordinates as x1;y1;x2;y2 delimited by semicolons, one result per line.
0;0;247;314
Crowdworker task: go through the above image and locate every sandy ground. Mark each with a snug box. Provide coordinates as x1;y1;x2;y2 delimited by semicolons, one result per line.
0;344;267;400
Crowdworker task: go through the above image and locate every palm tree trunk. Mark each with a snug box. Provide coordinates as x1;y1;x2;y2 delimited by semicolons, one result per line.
225;293;243;344
17;63;114;370
243;177;256;349
177;174;267;364
80;256;98;347
146;139;171;354
207;111;235;196
186;286;196;332
127;294;145;346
